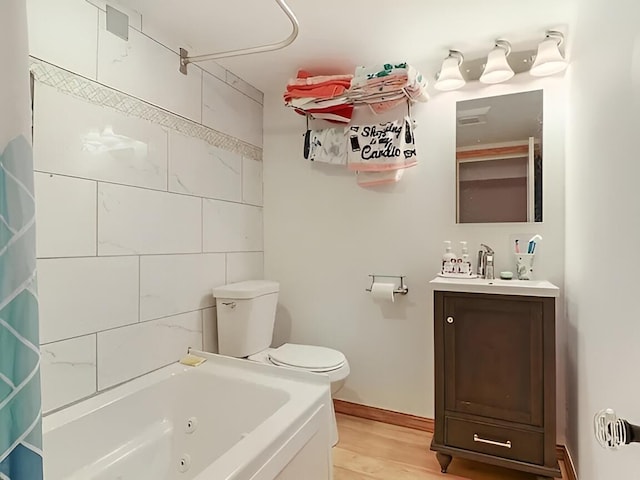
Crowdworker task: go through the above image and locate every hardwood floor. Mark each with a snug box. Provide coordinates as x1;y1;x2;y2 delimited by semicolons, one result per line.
334;414;568;480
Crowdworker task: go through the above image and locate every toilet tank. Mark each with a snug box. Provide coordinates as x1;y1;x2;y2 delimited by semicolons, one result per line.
212;280;280;357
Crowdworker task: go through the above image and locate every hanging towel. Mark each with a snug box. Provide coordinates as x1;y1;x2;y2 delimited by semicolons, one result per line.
304;128;348;165
357;169;405;187
294;104;354;124
347;116;417;172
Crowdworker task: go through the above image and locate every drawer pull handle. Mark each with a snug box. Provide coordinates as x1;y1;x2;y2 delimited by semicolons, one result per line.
446;316;454;324
473;434;512;449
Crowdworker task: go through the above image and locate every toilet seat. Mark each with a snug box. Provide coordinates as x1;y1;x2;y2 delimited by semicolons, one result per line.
268;343;346;372
248;345;350;384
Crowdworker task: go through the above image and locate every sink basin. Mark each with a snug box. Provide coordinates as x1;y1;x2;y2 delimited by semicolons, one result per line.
429;276;559;297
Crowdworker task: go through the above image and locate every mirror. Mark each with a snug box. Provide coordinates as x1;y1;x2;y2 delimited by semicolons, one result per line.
456;90;543;223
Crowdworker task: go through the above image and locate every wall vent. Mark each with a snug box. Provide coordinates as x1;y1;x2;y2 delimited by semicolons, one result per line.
106;5;129;41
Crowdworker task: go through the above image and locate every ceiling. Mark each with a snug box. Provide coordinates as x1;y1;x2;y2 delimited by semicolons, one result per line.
117;0;576;94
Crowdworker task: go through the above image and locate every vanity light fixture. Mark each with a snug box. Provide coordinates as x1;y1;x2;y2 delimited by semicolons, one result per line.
434;50;466;91
530;31;567;77
479;40;514;84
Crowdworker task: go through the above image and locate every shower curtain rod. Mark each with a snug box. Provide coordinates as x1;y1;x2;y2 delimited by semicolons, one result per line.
179;0;299;75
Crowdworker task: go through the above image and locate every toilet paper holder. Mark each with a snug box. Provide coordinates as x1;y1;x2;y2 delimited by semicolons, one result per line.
365;275;409;295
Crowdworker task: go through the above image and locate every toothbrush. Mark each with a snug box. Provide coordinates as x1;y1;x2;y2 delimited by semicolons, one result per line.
527;234;542;254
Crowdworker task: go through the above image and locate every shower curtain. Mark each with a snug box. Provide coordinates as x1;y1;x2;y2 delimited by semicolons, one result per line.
0;0;44;479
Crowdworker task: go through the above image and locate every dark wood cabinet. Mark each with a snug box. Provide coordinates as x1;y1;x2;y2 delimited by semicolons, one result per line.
431;290;560;478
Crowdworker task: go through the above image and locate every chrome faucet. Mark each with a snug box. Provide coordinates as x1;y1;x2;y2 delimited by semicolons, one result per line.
477;244;495;280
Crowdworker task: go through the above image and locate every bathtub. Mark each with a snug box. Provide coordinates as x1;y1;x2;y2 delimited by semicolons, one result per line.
43;350;334;480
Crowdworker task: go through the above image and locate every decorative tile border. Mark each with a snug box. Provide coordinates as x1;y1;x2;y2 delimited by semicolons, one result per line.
29;58;263;161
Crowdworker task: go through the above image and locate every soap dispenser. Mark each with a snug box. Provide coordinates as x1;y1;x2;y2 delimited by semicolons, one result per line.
442;241;457;274
460;241;471;275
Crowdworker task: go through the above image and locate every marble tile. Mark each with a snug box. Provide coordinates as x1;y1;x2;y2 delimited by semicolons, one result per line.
202;62;227;83
86;0;142;31
136;16;226;84
98;183;201;255
34;173;97;258
97;12;202;122
242;157;263;206
226;252;264;283
202;307;218;354
168;132;242;201
203;200;263;252
97;311;203;389
38;256;139;344
26;0;99;79
202;72;263;148
33;84;168;190
40;335;96;413
226;71;264;105
140;253;225;321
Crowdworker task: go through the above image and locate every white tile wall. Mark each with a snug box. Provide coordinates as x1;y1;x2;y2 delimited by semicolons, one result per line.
38;256;139;344
226;71;264;105
201;61;227;83
202;72;263;148
242;157;264;206
139;253;225;321
203;200;263;252
26;0;98;79
34;84;169;191
97;311;203;389
98;183;202;255
133;18;230;88
97;12;203;122
202;307;218;353
86;0;143;31
227;252;264;283
29;0;263;410
168;132;242;201
40;335;97;413
34;173;97;258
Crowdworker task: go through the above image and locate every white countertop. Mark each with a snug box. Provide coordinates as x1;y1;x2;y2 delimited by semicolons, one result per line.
429;276;560;298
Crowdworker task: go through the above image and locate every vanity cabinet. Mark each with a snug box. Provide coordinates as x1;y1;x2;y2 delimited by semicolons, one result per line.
430;281;560;478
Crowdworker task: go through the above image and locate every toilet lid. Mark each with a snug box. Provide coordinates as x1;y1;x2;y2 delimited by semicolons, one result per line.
268;344;345;372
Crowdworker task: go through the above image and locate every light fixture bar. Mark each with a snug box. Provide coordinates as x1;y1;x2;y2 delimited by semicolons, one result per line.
480;39;515;84
530;30;568;77
434;50;466;91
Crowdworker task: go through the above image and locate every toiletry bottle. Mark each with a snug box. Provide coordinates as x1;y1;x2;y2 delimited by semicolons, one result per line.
460;241;470;275
443;241;457;274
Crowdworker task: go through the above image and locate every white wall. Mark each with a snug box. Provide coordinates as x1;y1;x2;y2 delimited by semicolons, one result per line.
264;74;568;439
565;0;640;476
27;0;264;413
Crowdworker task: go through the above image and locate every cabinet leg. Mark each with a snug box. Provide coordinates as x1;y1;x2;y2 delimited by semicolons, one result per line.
436;452;453;473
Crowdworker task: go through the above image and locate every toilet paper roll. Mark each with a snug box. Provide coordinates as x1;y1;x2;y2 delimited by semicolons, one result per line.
371;282;396;302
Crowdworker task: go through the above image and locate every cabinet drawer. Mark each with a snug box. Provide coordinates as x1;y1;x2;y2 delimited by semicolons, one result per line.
445;416;544;465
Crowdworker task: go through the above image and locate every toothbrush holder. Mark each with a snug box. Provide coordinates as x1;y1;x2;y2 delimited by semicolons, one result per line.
514;253;535;280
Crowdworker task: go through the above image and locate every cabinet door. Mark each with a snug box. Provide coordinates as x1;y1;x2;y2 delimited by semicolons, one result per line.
443;294;543;426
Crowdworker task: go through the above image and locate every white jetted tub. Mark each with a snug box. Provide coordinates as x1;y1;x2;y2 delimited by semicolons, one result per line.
43;350;334;480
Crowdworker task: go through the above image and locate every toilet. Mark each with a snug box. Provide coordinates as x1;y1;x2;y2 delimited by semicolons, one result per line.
211;280;350;395
212;280;349;446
